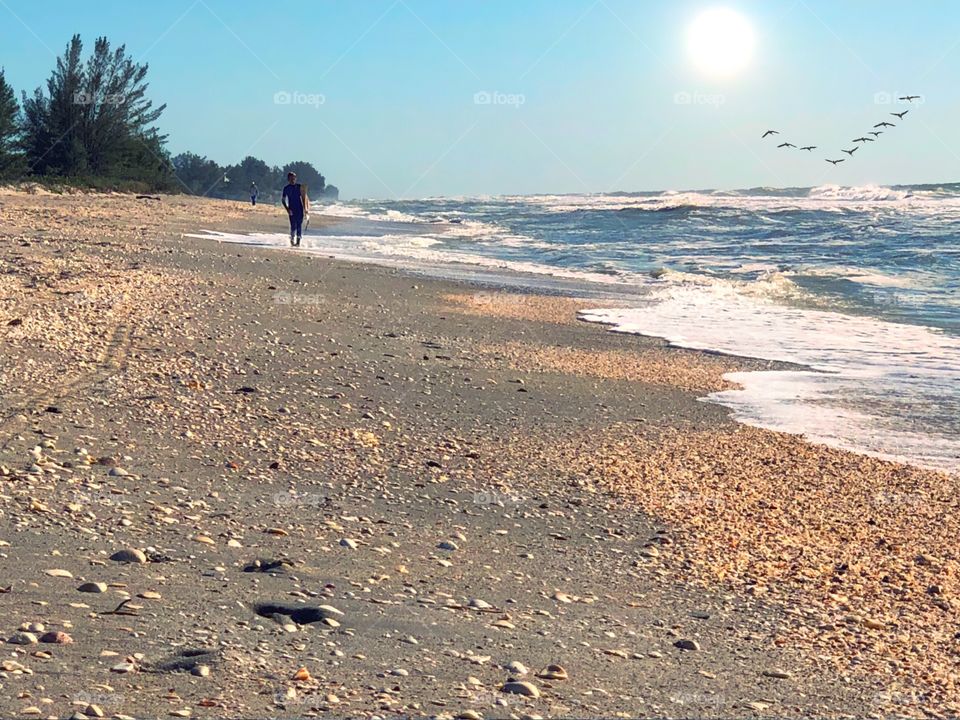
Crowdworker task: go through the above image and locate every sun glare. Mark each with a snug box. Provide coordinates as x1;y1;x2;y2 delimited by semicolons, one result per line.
687;7;755;77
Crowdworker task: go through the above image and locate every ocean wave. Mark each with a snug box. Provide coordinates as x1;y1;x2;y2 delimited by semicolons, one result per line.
580;284;960;473
806;184;912;202
516;185;960;214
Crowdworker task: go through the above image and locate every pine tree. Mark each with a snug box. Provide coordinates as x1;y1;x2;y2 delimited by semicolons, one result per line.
0;68;24;180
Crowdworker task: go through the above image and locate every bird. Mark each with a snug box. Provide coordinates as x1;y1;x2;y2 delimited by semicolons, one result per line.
826;159;845;165
853;137;873;143
777;142;796;148
874;122;895;128
899;95;921;101
842;147;859;156
869;131;883;137
800;146;817;151
762;130;779;138
891;110;909;119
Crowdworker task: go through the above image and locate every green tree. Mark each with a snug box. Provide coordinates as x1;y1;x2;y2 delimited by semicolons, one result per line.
171;152;225;196
21;34;168;184
0;68;24;180
21;35;86;175
224;155;276;199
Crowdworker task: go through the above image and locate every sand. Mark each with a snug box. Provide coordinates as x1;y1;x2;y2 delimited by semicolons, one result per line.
0;188;955;718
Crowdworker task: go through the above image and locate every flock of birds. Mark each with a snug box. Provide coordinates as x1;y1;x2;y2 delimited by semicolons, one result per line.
762;95;922;165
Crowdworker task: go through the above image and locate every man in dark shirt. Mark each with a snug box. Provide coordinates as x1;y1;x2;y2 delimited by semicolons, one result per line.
281;172;309;246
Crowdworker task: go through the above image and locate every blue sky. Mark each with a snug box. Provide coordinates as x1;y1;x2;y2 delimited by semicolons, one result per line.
1;0;958;198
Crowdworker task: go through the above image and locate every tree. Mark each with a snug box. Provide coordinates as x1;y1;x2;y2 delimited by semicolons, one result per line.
171;152;225;196
0;68;24;180
21;34;168;183
78;37;166;175
21;35;86;175
223;155;277;199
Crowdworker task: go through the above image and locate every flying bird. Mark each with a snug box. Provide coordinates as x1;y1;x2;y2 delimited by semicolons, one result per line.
826;159;845;165
762;130;779;138
842;147;859;156
800;146;817;151
891;110;909;119
777;142;796;148
853;137;873;143
874;122;895;128
869;131;883;137
899;95;921;101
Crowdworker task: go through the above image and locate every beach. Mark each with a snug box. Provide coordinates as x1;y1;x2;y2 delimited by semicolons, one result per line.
1;189;957;718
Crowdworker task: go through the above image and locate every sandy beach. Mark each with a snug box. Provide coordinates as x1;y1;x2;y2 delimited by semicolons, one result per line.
1;189;957;719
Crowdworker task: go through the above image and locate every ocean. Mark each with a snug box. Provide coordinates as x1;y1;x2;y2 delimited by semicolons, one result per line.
193;183;960;474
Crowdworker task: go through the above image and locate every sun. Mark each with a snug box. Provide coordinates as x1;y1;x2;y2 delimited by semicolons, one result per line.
687;7;755;77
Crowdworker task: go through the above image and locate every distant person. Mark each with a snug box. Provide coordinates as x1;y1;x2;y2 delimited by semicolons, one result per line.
250;182;258;206
281;172;309;246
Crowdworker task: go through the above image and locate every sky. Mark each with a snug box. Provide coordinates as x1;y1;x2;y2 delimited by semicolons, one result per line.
1;0;958;199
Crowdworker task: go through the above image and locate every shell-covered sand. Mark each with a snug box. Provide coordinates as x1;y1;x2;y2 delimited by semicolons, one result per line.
0;189;955;717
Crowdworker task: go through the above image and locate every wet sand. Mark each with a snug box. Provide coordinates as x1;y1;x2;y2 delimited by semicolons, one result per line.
0;189;956;718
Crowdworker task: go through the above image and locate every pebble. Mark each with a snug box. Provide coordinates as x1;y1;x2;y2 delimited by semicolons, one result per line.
762;669;792;680
192;665;211;677
45;568;73;578
39;631;73;644
110;549;147;564
501;680;540;698
456;712;483;720
77;582;108;593
438;540;458;551
110;662;137;673
506;661;528;675
7;631;38;645
339;538;358;549
674;639;700;651
108;467;129;477
536;664;567;680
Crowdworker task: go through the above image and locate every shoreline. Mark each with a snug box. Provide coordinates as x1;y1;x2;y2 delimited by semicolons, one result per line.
1;190;956;717
191;223;958;478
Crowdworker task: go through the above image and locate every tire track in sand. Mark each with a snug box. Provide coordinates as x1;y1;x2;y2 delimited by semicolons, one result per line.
0;322;133;450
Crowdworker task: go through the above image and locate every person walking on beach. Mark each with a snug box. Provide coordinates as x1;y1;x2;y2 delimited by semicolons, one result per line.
250;182;258;206
281;172;309;246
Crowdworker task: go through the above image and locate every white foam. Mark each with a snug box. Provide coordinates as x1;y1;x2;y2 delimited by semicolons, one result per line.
581;285;960;474
516;186;960;215
186;230;644;288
